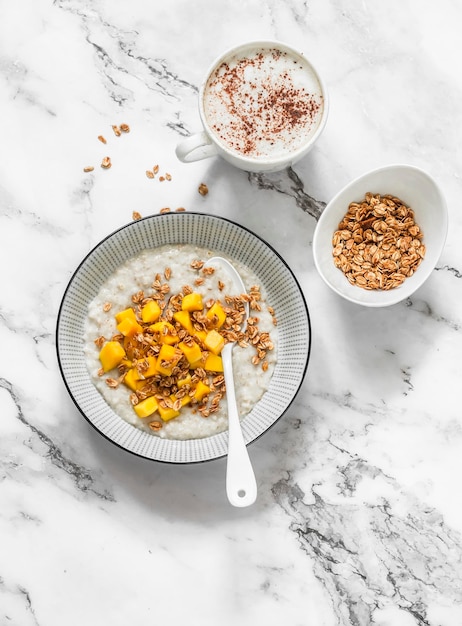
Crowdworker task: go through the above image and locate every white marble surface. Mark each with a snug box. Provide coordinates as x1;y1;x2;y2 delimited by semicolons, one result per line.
1;1;462;624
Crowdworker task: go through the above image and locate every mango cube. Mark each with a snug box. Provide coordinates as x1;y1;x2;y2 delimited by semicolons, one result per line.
156;344;181;376
189;358;204;369
170;393;191;409
193;380;211;402
99;341;126;372
193;329;208;345
177;373;192;388
115;308;136;324
173;310;194;333
134;396;159;419
138;355;157;378
150;321;179;345
117;316;143;338
178;340;202;365
182;292;203;312
204;329;225;355
158;404;180;422
206;301;227;329
123;336;140;360
204;353;223;372
123;368;143;391
141;300;161;323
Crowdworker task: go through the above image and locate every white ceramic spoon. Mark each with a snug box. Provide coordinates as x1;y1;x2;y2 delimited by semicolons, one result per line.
204;256;257;507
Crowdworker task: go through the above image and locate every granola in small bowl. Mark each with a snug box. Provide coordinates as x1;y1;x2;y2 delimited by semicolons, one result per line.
313;164;447;307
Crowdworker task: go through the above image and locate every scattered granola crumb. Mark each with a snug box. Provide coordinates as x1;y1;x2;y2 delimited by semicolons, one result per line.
153;165;159;175
165;173;172;181
120;123;130;133
190;259;204;270
132;211;142;220
101;156;112;169
159;176;165;182
160;207;171;214
146;170;155;179
83;166;94;173
98;135;107;144
198;183;209;196
112;125;121;137
202;266;215;276
103;302;112;312
176;207;186;212
94;336;105;348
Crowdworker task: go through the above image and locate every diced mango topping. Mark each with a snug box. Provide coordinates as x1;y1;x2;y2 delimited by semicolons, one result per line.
177;373;192;388
204;353;223;372
158;404;180;422
178;339;202;365
156;344;181;376
204;329;225;355
150;321;179;344
177;394;191;408
181;292;203;312
123;368;142;391
99;341;126;372
139;355;157;378
115;308;137;324
134;396;159;419
117;316;143;337
194;380;211;402
96;267;274;429
193;329;207;345
141;300;161;323
206;301;227;329
173;310;194;333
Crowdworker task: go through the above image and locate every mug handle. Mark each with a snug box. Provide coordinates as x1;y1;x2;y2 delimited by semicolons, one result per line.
175;131;218;162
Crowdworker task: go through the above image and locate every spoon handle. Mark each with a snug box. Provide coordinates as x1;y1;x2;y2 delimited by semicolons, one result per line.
222;345;257;507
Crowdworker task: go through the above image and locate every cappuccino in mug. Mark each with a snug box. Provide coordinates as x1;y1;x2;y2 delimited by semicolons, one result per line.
175;41;328;172
203;46;324;161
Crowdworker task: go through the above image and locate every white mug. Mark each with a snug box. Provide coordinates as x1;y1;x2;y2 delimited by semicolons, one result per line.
176;40;329;173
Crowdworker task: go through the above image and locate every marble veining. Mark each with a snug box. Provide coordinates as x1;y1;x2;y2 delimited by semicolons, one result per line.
274;470;462;625
249;168;327;220
2;1;462;625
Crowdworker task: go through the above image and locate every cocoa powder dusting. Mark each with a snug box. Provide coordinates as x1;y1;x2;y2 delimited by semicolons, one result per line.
205;49;323;158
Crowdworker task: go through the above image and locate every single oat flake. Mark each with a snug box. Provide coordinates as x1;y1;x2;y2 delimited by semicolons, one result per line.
332;192;426;291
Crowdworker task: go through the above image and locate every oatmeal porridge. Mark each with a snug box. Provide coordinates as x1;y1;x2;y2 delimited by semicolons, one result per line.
84;244;278;440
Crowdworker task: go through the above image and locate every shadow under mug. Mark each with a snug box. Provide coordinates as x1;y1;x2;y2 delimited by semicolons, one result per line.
175;40;329;173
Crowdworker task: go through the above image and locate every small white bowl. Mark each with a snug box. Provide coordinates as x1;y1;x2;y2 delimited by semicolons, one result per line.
313;164;448;307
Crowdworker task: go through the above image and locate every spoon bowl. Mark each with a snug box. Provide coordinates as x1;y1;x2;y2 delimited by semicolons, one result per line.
204;256;257;507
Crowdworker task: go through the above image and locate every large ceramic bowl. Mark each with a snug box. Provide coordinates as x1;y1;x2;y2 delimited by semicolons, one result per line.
56;212;311;463
313;164;448;307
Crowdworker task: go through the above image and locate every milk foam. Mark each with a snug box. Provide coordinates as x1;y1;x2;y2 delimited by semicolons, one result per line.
203;46;324;160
